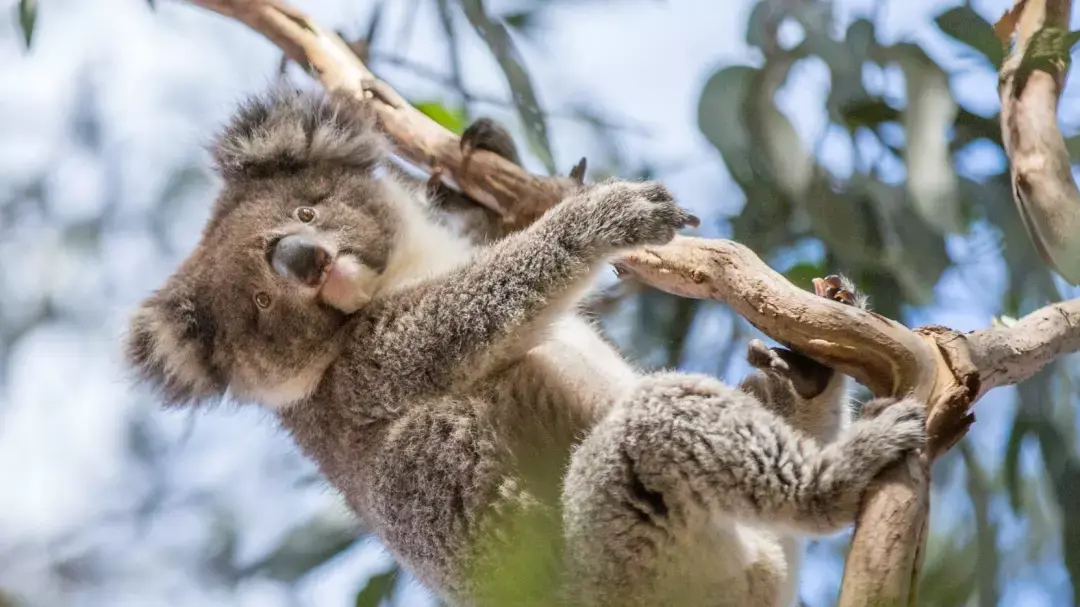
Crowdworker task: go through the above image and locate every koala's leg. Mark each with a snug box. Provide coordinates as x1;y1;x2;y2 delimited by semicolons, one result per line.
561;372;924;607
365;180;695;402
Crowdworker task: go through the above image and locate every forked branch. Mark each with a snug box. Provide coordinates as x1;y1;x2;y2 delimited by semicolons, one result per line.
183;1;1080;605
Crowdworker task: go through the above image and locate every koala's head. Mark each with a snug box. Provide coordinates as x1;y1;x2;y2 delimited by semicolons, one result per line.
126;86;405;410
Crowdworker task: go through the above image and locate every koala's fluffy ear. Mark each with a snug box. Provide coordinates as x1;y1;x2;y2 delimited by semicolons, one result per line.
211;85;386;179
125;278;225;407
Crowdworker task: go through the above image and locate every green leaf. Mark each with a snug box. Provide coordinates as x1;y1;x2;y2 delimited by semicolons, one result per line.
415;100;468;134
952;108;1003;150
1069;30;1080;50
889;43;963;235
242;510;363;581
845;18;876;57
460;0;556;174
363;0;386;47
697;65;759;186
934;6;1004;67
783;261;828;290
503;10;538;37
839;98;900;130
17;0;37;49
746;59;813;201
1066;135;1080;162
744;0;777;49
1003;415;1033;513
354;567;398;607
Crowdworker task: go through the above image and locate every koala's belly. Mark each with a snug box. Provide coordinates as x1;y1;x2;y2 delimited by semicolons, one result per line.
536;314;638;414
639;520;796;607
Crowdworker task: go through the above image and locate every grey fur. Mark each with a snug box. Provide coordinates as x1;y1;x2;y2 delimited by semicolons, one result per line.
125;87;925;607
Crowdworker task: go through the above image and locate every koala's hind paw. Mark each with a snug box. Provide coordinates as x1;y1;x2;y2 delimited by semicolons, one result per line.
849;398;927;466
813;274;868;310
874;399;927;451
860;396;901;420
746;339;790;374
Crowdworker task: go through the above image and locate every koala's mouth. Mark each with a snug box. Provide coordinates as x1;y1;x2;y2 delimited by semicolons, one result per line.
316;252;371;314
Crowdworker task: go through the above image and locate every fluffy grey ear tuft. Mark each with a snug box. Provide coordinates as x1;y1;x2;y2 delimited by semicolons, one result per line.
210;84;386;179
124;280;225;407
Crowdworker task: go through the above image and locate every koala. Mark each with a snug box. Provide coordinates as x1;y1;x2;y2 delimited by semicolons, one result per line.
125;86;925;607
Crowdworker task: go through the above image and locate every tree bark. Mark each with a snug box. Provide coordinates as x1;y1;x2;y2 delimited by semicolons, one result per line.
998;0;1080;285
183;1;1080;604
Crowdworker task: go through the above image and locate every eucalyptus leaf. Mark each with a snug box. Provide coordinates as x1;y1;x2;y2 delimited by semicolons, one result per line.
1019;365;1080;601
839;98;900;131
460;0;555;174
1003;414;1033;514
845;18;876;58
1067;135;1080;161
242;507;364;581
783;261;829;290
17;0;37;49
698;66;759;186
503;10;538;37
745;0;778;49
952;108;1003;151
757;101;813;200
363;0;386;47
917;533;977;606
355;567;398;607
890;43;962;235
867;178;951;304
415;100;468;134
934;6;1004;67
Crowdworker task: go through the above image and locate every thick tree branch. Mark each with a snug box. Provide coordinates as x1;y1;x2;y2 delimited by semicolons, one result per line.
997;0;1080;285
189;0;577;229
183;1;1080;605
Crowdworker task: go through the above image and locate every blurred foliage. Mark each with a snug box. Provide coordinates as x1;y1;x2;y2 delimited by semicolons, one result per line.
416;100;469;133
5;0;1080;606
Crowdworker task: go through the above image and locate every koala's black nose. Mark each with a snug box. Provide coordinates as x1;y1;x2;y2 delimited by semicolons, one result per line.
271;234;331;286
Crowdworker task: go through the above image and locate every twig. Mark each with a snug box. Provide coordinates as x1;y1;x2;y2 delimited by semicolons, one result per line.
997;0;1080;285
183;1;1080;604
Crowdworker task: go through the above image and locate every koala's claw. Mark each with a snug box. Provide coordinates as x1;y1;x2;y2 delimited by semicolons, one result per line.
746;339;790;374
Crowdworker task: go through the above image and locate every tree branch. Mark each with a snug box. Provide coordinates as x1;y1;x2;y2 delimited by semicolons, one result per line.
997;0;1080;285
183;1;1080;604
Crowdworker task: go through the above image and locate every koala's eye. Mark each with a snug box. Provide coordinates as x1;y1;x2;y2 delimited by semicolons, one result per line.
254;292;272;309
296;207;316;223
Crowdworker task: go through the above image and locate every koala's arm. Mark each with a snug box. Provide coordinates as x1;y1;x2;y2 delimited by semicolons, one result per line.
354;180;694;405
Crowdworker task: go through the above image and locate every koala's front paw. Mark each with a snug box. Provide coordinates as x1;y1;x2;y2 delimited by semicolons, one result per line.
845;398;926;473
559;179;698;252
